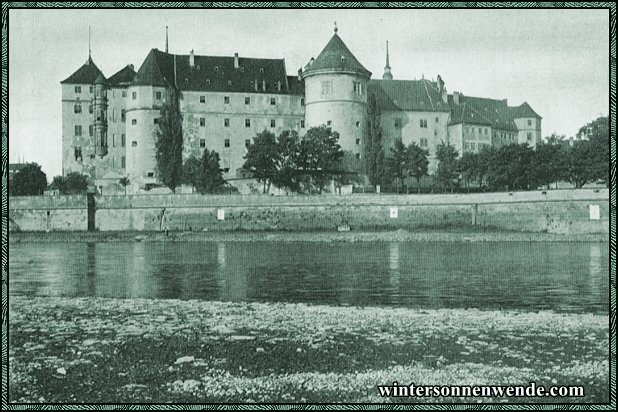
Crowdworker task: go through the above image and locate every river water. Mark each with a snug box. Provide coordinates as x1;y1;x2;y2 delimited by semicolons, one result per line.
9;241;609;313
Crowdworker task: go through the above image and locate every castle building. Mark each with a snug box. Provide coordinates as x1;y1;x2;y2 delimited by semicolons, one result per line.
61;28;541;193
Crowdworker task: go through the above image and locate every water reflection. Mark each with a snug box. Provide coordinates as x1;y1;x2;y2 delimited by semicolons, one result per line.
9;241;610;313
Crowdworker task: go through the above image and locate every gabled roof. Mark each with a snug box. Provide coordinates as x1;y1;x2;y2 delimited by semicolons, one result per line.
448;100;493;127
368;79;450;112
108;65;136;87
132;49;301;95
509;102;542;119
458;95;517;131
303;33;371;78
94;73;108;86
61;56;104;84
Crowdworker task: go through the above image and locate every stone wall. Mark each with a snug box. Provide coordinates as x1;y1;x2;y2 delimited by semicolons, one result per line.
8;189;610;234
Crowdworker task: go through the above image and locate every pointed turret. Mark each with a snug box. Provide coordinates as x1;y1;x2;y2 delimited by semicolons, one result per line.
302;28;371;79
383;41;393;80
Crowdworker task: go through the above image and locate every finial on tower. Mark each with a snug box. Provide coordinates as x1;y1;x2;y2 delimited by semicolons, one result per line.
382;40;393;80
88;25;92;62
334;21;338;34
165;25;169;53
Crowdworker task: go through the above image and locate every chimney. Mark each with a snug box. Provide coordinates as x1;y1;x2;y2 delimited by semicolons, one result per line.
234;52;239;69
298;68;302;80
309;57;315;66
502;98;508;106
262;79;266;92
437;75;447;103
189;50;195;67
453;91;461;105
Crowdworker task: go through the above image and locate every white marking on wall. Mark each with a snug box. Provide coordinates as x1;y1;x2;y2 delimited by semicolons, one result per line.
217;209;225;221
589;205;600;220
390;207;398;219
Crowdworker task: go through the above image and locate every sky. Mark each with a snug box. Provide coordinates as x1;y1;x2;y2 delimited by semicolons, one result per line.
8;7;610;178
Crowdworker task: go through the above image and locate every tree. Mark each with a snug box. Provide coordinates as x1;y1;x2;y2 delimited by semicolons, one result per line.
456;152;480;192
10;163;47;196
50;172;90;194
385;139;408;193
271;130;301;193
435;142;459;193
407;142;429;194
296;126;344;193
155;86;183;193
576;116;609;185
242;130;279;193
118;177;130;195
531;141;566;189
196;148;225;194
484;144;535;191
181;156;201;191
364;93;386;188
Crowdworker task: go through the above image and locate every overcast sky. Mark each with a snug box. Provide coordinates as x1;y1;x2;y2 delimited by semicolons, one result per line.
8;7;609;178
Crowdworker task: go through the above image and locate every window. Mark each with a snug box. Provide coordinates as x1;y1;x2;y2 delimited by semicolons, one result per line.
435;117;439;123
215;66;219;72
394;119;401;128
327;120;332;126
270;97;276;106
223;168;230;173
200;118;206;127
155;91;162;100
121;110;126;122
75;86;81;93
419;119;427;128
227;80;232;86
200;139;206;148
470;142;476;150
245;139;251;148
245;97;250;105
301;98;305;106
131;119;137;125
132;141;137;147
89;125;93;137
528;119;532;126
224;96;230;104
200;95;206;103
75;125;82;136
121;134;126;147
132;91;137;100
245;119;251;127
301;120;305;128
90;86;94;94
434;130;438;137
353;81;363;96
355;139;360;145
485;128;488;134
224;139;230;148
420;138;428;148
154;118;159;124
112;109;116;122
224;118;230;127
321;81;332;96
355;153;360;159
112;134;115;147
121;156;126;169
270;119;276;128
122;90;127;98
527;132;532;141
74;147;82;161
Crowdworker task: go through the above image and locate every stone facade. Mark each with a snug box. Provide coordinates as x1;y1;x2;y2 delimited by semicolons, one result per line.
61;30;542;193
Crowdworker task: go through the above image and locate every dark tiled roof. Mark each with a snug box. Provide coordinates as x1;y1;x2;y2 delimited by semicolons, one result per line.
369;79;450;112
447;99;493;127
509;102;542;119
94;73;108;86
132;49;302;95
108;65;136;87
60;57;104;84
287;76;305;95
461;96;517;131
303;34;371;78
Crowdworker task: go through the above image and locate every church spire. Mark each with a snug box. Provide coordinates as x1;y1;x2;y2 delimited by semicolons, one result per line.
382;40;393;80
165;25;169;53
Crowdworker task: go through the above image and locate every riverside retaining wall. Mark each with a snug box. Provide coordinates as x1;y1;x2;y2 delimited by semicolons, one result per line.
8;189;611;234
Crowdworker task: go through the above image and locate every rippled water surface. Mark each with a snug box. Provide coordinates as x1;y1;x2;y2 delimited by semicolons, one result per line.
9;241;609;313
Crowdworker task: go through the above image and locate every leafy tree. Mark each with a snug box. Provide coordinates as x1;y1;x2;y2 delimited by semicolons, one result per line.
564;140;600;188
181;156;201;191
385;139;408;193
196;148;226;194
456;152;480;192
575;116;609;185
50;172;90;194
271;130;301;193
296;126;344;193
242;130;279;194
531;141;566;189
10;163;47;196
435;142;459;193
485;144;535;191
155;86;183;193
364;93;386;188
118;177;130;195
407;142;429;194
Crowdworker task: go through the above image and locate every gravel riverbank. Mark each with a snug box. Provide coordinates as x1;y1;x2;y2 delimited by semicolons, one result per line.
8;297;609;404
8;228;609;244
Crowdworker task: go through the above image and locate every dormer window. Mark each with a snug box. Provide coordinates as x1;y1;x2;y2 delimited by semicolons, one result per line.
215;66;219;72
240;67;244;72
260;68;264;73
228;80;232;86
206;79;210;85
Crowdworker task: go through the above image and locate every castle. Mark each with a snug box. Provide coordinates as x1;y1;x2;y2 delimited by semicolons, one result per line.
61;27;542;194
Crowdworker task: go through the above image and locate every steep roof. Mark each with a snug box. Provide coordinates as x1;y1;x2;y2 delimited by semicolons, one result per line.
509;102;542;119
447;99;493;127
131;49;301;95
369;79;450;112
303;33;371;78
107;65;136;87
60;56;104;84
94;73;108;86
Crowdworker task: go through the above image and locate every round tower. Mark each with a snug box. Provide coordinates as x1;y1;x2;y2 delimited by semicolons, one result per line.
302;27;372;155
92;73;109;157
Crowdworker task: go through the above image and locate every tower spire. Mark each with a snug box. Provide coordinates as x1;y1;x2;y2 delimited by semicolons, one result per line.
165;25;169;53
334;21;338;34
382;40;393;80
88;26;92;62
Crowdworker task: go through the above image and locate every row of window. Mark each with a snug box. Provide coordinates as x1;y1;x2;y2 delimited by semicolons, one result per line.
74;147;126;168
74;105;127;122
465;126;490;135
74;85;129;98
321;81;365;97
